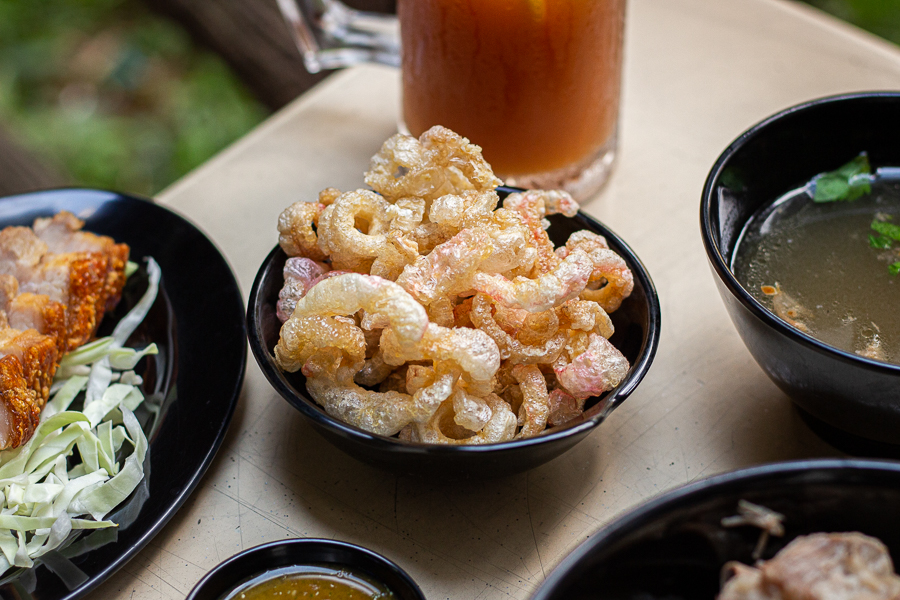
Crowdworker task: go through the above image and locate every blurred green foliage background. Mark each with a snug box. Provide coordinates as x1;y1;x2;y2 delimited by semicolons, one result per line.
0;0;266;196
0;0;896;197
804;0;900;45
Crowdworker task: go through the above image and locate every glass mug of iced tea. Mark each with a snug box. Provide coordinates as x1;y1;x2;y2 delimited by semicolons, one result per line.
277;0;626;199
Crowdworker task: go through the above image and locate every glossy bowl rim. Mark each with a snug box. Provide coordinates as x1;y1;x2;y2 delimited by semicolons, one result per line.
700;91;900;375
531;457;900;599
186;538;425;600
247;208;661;458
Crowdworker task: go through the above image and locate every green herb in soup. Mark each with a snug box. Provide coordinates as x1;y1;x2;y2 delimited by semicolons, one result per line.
733;171;900;364
224;565;397;600
867;216;900;276
871;216;900;242
812;152;873;203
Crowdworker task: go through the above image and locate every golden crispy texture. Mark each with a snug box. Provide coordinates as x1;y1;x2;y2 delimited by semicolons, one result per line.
9;293;71;357
278;201;328;262
0;328;59;408
0;354;41;450
33;211;130;343
0;212;129;449
365;126;502;203
275;126;634;443
49;252;109;352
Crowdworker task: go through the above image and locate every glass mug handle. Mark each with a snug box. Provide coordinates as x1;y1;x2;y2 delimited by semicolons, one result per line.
275;0;400;73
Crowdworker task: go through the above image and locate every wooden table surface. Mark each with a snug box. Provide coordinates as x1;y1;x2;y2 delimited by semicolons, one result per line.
91;0;900;598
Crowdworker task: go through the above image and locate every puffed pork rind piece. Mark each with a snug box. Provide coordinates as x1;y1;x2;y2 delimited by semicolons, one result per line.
412;393;516;445
553;331;630;401
365;126;502;202
276;274;458;436
315;190;425;276
278;201;328;262
304;350;457;437
274;127;639;443
380;322;500;396
277;257;331;323
558;230;634;313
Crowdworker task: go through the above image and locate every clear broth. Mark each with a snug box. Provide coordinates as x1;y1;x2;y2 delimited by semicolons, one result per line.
733;178;900;364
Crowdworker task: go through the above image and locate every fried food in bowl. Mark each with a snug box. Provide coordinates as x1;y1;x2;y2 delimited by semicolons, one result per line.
248;127;660;476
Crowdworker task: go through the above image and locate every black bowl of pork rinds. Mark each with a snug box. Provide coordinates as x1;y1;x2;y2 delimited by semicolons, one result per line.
248;126;660;477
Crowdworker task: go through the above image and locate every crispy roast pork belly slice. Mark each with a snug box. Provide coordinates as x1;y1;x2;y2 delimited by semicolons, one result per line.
32;252;109;351
0;274;67;354
0;214;129;450
0;327;60;450
0;226;46;271
34;211;129;312
0;224;115;351
0;354;41;450
7;293;67;352
0;275;67;450
0;328;59;405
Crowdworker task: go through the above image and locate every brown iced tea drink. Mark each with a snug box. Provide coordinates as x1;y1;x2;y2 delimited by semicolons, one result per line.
399;0;625;196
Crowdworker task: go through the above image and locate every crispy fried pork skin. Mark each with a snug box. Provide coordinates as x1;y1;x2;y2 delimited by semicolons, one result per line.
6;293;67;353
0;354;41;450
0;213;128;352
0;328;57;451
719;532;900;600
38;252;109;351
0;213;129;450
0;328;59;411
34;211;129;312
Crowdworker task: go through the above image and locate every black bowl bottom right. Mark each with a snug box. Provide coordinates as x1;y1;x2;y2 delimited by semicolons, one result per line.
796;406;900;459
544;468;900;599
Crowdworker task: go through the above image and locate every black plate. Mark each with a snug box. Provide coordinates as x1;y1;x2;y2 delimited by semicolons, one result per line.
531;459;900;599
248;187;660;477
0;189;246;599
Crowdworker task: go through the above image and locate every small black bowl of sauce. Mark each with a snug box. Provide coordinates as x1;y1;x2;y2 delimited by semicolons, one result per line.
187;539;424;600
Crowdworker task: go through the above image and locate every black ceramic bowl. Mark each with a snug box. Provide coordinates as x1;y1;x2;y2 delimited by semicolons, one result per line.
701;92;900;450
248;187;660;477
531;459;900;599
187;539;424;600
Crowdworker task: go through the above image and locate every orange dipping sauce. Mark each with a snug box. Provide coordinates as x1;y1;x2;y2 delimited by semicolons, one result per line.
224;565;397;600
399;0;625;178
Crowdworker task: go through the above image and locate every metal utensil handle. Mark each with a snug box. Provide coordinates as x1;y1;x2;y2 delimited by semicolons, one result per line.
276;0;400;73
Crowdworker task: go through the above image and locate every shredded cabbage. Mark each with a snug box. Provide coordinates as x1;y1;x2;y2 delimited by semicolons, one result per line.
0;258;160;575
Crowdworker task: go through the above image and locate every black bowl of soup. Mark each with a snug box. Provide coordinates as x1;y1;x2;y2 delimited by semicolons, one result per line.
186;538;424;600
529;459;900;599
701;92;900;449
